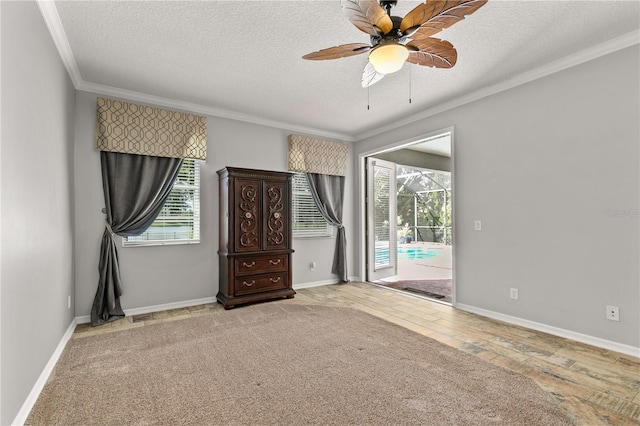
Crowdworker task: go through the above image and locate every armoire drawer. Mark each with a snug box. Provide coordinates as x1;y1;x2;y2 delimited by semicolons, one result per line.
234;273;287;296
234;255;288;276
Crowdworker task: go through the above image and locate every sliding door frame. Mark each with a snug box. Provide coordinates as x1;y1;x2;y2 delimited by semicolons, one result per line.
357;126;457;305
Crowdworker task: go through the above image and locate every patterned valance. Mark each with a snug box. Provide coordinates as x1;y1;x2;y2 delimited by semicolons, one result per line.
288;134;348;176
95;97;207;160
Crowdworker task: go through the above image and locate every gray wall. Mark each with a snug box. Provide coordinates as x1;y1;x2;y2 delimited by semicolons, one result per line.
3;2;635;421
0;2;76;424
373;149;451;172
73;91;355;318
355;46;639;348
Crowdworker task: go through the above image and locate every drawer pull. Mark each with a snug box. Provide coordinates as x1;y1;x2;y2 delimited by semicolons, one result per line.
270;277;281;283
269;259;281;265
242;280;255;287
242;261;255;268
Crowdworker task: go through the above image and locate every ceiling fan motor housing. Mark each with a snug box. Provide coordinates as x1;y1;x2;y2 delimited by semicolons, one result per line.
371;15;404;47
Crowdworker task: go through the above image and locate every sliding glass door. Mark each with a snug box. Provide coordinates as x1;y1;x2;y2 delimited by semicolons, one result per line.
366;157;397;281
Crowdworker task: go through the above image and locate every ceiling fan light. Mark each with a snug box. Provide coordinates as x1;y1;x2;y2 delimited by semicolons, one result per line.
368;43;409;75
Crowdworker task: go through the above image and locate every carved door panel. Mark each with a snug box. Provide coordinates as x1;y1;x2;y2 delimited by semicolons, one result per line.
263;180;288;251
234;178;261;252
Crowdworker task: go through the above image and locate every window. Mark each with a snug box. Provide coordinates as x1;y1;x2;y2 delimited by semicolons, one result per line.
124;159;200;246
291;172;334;238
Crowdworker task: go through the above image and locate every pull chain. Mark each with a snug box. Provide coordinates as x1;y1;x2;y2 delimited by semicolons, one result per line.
409;65;412;104
367;86;370;110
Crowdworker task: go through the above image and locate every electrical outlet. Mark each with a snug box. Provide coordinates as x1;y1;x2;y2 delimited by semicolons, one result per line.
510;288;518;300
606;305;619;321
68;295;71;310
474;220;482;231
310;261;316;271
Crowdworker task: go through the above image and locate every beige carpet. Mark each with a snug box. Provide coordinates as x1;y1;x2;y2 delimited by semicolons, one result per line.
27;304;574;425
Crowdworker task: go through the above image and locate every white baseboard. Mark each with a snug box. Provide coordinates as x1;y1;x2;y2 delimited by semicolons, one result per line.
293;276;361;290
75;296;217;324
12;318;77;426
456;303;640;358
294;279;340;289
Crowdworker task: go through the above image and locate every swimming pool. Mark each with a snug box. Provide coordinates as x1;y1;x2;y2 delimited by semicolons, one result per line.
398;247;439;260
376;246;439;265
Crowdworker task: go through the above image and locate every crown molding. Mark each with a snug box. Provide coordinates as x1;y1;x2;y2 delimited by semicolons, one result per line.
355;29;640;141
36;0;82;88
38;0;637;144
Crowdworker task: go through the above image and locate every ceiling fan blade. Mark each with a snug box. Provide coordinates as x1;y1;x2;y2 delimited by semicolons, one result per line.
406;38;457;68
302;43;371;60
362;62;385;87
341;0;393;36
400;0;487;39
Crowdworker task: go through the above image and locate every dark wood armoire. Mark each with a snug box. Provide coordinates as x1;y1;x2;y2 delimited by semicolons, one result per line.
217;167;295;309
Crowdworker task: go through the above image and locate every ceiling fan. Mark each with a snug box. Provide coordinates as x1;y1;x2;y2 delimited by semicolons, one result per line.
302;0;487;87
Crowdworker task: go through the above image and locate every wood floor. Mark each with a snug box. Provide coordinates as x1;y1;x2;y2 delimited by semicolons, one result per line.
74;282;640;425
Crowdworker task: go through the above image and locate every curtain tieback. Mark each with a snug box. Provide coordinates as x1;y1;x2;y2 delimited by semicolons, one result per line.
105;223;115;236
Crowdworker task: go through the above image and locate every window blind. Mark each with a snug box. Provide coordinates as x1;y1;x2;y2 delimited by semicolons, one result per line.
124;159;200;245
291;173;333;238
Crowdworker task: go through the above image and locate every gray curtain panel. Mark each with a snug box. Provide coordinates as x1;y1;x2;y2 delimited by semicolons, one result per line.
306;173;348;282
91;151;183;326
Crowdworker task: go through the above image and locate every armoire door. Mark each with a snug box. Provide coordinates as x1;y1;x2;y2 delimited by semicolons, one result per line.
233;178;261;252
263;179;289;251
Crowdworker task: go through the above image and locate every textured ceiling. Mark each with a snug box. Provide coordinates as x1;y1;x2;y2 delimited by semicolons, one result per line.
51;1;639;140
